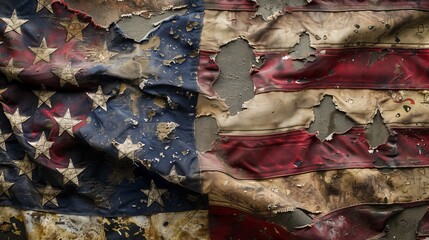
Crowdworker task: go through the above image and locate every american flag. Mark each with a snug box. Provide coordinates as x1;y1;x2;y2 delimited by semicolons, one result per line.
1;0;429;239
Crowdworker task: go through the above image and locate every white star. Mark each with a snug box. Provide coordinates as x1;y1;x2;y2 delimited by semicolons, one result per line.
0;172;14;198
0;172;15;198
164;165;186;184
4;108;30;133
90;42;117;63
0;59;24;82
28;133;54;159
0;88;5;101
60;15;88;41
141;180;167;207
56;159;85;186
0;10;28;35
52;63;81;87
0;129;11;151
28;38;57;64
38;184;61;206
36;0;53;13
86;86;111;111
13;154;36;180
33;87;55;108
112;135;144;161
53;109;82;137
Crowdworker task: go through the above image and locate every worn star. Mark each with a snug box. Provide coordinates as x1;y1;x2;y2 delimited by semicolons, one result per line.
36;0;53;13
33;87;55;108
0;129;11;151
52;63;81;87
0;172;14;198
38;184;61;206
86;86;111;111
60;15;88;41
141;180;167;207
0;59;24;82
91;42;117;63
13;154;36;180
56;159;85;186
1;10;28;35
28;38;57;64
165;165;186;184
0;88;5;101
53;109;82;137
113;136;144;161
28;133;54;159
4;108;30;133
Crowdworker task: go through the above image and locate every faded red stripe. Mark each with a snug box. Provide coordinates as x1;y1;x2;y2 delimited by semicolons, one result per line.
288;0;429;11
418;207;429;238
209;206;296;240
210;204;428;240
201;127;429;179
252;48;429;93
204;0;429;12
204;0;258;11
197;50;219;96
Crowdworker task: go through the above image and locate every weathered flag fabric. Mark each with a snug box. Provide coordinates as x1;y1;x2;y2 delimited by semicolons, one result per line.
0;0;208;238
198;1;429;239
1;0;429;239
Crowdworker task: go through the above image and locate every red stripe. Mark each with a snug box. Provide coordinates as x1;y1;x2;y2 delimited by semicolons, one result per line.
197;51;219;96
418;207;429;238
288;0;429;11
201;127;429;179
209;206;296;240
204;0;258;11
210;204;428;240
252;48;429;93
204;0;429;12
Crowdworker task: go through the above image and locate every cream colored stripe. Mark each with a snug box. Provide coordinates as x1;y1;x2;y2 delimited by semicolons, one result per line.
202;168;429;216
197;90;429;135
0;207;209;240
201;10;429;51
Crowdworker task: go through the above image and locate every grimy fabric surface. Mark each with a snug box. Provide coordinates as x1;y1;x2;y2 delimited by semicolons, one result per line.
1;0;429;239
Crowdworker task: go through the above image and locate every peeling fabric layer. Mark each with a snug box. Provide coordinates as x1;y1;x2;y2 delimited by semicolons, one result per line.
201;127;429;179
63;0;188;27
201;10;429;51
198;89;429;135
0;206;209;239
203;169;429;215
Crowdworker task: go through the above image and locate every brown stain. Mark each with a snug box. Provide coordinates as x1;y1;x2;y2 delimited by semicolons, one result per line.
0;222;13;232
156;122;179;141
140;36;161;51
130;89;141;116
63;0;187;27
154;96;166;108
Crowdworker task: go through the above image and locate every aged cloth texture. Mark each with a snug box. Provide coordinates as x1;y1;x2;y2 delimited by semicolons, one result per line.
1;0;429;239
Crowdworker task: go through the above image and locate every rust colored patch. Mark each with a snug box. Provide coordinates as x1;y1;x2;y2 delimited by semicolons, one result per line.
0;222;13;232
0;207;209;240
154;96;166;108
